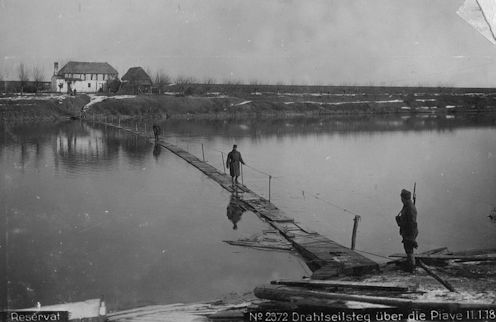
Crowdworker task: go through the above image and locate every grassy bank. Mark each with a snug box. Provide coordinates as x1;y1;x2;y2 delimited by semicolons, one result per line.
0;94;90;121
86;89;496;120
2;85;496;122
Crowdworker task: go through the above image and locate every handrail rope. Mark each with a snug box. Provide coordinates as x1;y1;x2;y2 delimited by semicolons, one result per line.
311;193;362;218
208;146;282;178
180;140;363;218
243;163;281;178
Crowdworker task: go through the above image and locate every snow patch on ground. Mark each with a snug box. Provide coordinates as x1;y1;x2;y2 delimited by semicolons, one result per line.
415;99;437;102
279;92;359;97
301;99;403;106
82;95;107;112
232;100;252;106
415;289;495;304
111;95;136;100
82;94;137;112
0;94;69;101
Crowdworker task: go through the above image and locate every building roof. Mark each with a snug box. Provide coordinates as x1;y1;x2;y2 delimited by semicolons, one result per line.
121;67;152;83
58;61;118;75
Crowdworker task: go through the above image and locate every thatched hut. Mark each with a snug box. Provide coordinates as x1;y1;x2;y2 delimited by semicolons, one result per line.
121;67;152;94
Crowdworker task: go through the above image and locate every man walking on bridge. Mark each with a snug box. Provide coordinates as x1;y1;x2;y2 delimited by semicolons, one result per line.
395;189;418;273
152;124;161;141
226;145;245;186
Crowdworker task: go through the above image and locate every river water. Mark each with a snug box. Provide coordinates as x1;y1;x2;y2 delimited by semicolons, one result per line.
1;113;496;311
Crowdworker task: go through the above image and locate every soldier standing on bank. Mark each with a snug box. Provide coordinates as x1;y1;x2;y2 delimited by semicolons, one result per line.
395;189;418;272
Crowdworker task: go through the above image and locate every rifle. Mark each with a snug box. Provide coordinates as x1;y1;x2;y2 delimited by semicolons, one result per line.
413;182;417;205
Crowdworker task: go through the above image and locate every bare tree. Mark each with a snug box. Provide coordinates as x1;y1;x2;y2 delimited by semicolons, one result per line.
203;77;216;85
178;76;196;84
17;63;29;94
154;70;170;85
145;66;153;80
175;75;194;86
32;65;45;91
152;70;171;94
202;77;216;93
174;75;198;95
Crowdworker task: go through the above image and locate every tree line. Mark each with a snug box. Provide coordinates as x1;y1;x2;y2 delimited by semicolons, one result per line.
0;63;47;94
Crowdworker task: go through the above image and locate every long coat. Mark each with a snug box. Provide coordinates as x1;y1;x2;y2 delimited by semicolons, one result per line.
396;200;418;245
226;150;244;177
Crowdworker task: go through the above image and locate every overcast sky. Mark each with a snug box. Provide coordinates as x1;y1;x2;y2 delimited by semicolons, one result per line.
1;0;496;87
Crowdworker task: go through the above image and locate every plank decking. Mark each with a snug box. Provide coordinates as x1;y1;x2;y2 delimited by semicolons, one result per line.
107;124;378;279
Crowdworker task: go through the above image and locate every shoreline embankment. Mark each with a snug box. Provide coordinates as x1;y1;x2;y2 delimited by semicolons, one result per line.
2;86;496;122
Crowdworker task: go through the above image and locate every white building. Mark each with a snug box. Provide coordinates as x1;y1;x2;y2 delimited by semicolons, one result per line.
51;61;119;93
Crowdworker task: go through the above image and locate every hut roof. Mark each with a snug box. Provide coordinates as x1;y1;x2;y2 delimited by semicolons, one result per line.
58;61;118;75
121;67;152;83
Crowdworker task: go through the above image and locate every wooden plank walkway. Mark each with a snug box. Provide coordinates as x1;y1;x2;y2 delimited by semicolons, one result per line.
105;123;378;279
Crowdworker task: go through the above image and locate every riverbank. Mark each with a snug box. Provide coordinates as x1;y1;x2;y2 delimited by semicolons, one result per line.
85;89;496;120
0;93;89;121
2;86;496;121
103;256;496;322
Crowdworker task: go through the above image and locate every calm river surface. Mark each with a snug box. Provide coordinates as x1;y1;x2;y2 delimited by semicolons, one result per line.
1;113;496;311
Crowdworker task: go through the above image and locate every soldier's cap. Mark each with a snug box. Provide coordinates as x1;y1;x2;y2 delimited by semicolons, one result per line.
233;144;237;148
400;189;412;200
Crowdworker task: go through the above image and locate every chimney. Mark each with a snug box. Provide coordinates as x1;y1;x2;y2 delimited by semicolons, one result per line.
54;62;59;76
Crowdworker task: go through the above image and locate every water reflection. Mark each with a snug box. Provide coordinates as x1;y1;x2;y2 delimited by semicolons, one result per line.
152;143;161;160
0;121;153;174
160;113;496;139
226;193;246;230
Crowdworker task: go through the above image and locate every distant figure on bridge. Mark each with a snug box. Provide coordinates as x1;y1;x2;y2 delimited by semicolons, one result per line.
152;124;161;141
226;144;245;186
395;189;418;273
226;193;245;230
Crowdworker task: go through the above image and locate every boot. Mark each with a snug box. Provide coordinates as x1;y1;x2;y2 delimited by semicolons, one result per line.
406;253;416;273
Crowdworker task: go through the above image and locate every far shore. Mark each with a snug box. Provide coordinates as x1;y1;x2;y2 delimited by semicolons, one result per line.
1;85;496;121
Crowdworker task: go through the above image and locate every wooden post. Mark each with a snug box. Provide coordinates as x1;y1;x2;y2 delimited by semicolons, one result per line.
221;152;226;174
135;123;138;132
268;175;272;202
351;215;360;250
201;144;205;161
241;164;244;185
413;182;417;205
